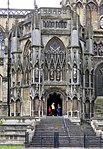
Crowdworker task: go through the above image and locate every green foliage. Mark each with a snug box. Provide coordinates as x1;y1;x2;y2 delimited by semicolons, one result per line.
95;98;103;113
0;119;3;125
80;118;86;125
0;146;23;149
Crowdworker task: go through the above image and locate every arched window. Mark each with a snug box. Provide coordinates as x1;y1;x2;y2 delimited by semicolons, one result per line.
96;68;103;96
11;100;14;116
0;31;5;57
95;63;103;96
44;37;66;81
76;2;83;25
86;2;98;29
85;69;89;87
16;99;21;116
23;40;31;85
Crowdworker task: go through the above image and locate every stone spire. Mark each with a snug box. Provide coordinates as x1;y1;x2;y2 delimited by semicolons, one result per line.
34;0;37;9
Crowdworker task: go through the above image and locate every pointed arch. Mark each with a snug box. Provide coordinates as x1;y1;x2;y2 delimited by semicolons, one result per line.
72;97;78;111
23;40;31;85
76;1;83;25
85;99;90;118
24;39;31;55
45;36;65;51
86;1;98;29
16;98;21;116
95;62;103;96
10;99;15;116
44;37;66;82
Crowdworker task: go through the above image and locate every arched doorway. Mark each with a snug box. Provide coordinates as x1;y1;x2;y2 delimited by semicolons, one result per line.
47;92;62;116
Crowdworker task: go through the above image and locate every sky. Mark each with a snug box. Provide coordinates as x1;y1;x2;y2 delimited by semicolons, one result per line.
0;0;61;9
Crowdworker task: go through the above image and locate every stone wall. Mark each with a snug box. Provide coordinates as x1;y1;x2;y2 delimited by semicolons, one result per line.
0;117;38;145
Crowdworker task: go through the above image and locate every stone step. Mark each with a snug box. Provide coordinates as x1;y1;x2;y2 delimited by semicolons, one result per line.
29;117;100;147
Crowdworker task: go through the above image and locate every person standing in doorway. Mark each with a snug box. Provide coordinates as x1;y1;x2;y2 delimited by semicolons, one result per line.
48;106;52;116
51;102;55;116
57;103;61;116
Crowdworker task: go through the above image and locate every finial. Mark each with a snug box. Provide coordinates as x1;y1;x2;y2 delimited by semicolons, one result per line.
8;0;10;7
7;0;10;31
34;0;37;9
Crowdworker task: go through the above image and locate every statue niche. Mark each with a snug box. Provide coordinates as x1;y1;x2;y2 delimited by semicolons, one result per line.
35;64;39;82
56;67;61;81
50;67;54;81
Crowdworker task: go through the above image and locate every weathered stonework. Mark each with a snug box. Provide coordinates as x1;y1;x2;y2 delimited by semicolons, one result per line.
0;0;103;119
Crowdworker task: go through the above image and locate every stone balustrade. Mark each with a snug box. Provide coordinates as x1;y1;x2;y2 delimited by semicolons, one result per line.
91;119;103;137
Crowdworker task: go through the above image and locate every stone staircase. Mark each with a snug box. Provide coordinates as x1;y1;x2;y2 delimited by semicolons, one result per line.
29;116;103;148
30;116;84;147
30;117;70;147
65;118;84;147
82;123;103;148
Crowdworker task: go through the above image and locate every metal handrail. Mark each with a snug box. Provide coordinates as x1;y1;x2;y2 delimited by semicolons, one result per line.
63;117;70;142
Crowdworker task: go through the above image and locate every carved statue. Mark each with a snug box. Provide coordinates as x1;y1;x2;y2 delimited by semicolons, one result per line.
35;67;39;79
56;67;61;81
50;68;54;80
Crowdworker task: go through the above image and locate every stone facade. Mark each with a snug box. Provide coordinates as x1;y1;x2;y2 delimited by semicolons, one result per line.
0;0;103;119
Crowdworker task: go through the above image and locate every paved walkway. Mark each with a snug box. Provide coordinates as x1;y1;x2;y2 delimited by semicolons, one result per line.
0;147;86;149
0;147;102;149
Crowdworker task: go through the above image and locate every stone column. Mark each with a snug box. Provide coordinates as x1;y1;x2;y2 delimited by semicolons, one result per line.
21;102;22;116
14;102;16;116
42;100;44;117
71;99;73;117
30;98;31;116
90;101;92;119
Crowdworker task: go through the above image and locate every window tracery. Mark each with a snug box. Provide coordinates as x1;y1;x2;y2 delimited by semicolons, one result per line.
44;37;66;81
86;2;98;29
23;40;31;85
93;42;103;56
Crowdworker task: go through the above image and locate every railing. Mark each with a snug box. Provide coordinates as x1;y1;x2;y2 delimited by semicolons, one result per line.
0;8;33;16
84;134;103;148
25;132;103;148
63;117;70;142
39;8;68;16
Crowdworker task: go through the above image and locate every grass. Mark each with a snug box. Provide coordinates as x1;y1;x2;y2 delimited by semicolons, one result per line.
0;146;24;149
95;97;103;115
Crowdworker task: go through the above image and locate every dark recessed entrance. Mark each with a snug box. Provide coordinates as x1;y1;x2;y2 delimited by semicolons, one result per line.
47;92;62;116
